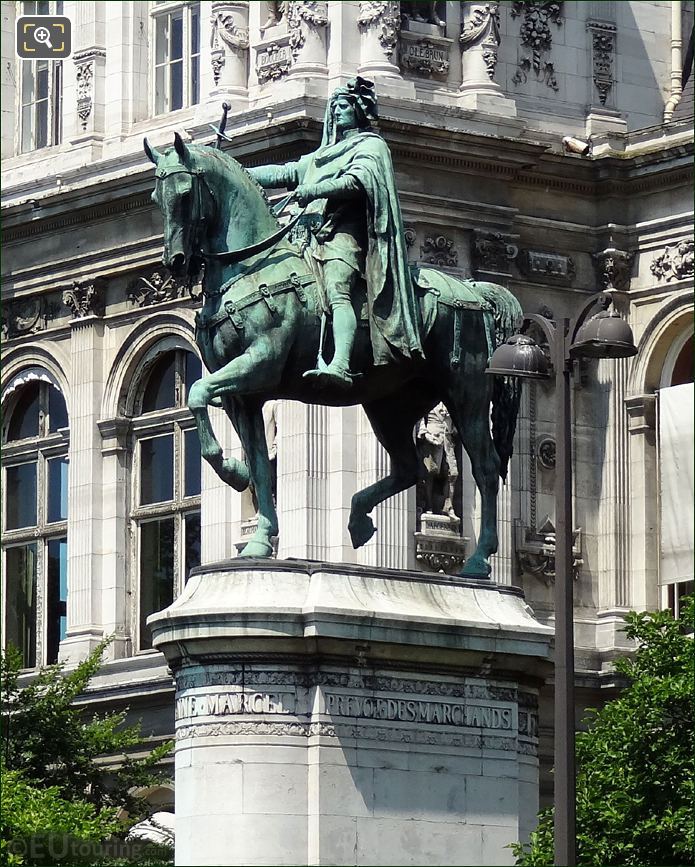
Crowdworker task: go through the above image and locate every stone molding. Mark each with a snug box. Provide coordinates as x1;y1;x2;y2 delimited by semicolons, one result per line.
649;239;694;282
511;0;563;92
517;249;575;284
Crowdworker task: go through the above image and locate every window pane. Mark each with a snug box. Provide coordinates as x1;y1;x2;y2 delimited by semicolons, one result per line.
37;0;49;13
7;382;40;441
21;60;35;106
47;457;69;523
185;511;201;580
184;428;201;497
5;462;37;530
21;104;33;153
47;537;68;664
53;61;63;145
155;64;167;115
5;544;37;669
140;435;174;504
142;354;176;412
190;5;200;55
170;60;183;111
171;12;183;60
185;353;202;401
48;386;68;432
191;54;200;106
36;98;48;149
155;14;168;65
36;61;49;100
139;518;174;649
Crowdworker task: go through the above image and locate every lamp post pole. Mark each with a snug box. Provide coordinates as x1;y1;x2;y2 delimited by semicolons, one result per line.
486;293;637;867
552;319;577;867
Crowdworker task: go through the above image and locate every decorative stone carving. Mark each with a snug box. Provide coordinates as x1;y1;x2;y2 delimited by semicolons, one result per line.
75;59;94;130
404;225;417;249
515;516;582;585
536;435;556;469
460;1;500;81
256;40;292;82
517;249;575;284
420;234;458;267
472;231;518;276
210;6;250;86
587;20;616;106
400;33;451;78
593;247;634;293
358;1;401;61
1;295;58;339
62;279;106;319
287;1;328;63
511;0;563;92
127;269;193;307
416;403;459;519
260;0;286;34
650;239;694;282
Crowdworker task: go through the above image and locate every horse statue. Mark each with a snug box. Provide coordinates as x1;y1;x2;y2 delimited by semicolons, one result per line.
144;132;522;578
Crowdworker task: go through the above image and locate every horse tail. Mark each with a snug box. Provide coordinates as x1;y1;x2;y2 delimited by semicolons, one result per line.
473;282;523;482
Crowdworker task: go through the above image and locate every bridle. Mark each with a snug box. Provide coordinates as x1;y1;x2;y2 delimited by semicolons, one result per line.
154;165;216;282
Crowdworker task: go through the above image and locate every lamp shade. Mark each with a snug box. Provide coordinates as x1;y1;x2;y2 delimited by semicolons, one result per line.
569;310;638;359
486;334;550;379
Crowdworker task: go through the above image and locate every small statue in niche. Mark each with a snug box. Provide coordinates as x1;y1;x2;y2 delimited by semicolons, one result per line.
416;402;459;520
260;0;286;34
401;1;445;29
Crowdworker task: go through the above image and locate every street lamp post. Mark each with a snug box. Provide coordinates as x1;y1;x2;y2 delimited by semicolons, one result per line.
486;292;637;867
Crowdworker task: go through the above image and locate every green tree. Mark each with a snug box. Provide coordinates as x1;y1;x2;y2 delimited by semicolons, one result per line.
1;641;173;865
512;600;694;866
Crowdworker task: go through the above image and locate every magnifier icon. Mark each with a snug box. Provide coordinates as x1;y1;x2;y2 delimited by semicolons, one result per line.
34;26;53;49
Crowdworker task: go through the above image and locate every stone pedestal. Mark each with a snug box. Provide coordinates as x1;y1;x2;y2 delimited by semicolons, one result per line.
149;560;552;866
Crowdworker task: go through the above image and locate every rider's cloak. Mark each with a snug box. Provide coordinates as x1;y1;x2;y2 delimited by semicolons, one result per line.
252;131;424;366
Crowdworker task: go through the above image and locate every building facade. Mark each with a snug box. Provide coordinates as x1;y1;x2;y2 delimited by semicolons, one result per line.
2;0;693;825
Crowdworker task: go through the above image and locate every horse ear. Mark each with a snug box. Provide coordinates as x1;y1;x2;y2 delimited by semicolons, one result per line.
174;132;189;163
143;137;162;165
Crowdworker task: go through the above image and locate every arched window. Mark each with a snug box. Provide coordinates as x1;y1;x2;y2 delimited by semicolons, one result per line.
132;348;202;650
2;377;69;667
658;329;694;617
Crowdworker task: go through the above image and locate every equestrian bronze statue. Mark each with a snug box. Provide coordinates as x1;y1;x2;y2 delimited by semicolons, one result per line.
145;78;522;578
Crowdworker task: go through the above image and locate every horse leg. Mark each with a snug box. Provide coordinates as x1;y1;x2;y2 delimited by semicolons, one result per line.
444;385;501;578
188;345;282;557
349;392;435;549
191;401;250;492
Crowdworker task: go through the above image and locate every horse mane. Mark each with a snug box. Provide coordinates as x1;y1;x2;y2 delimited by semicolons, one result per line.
192;145;273;214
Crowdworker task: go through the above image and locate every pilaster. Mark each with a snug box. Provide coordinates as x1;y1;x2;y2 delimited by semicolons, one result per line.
1;1;15;158
208;1;250;106
69;1;107;152
357;1;402;79
459;1;516;116
104;1;149;140
287;1;329;78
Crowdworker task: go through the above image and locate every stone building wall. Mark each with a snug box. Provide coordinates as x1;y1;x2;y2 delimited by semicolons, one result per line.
2;0;693;815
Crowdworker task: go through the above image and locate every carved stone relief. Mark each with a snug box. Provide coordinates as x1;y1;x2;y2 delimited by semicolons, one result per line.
358;1;401;60
472;231;518;276
515;516;583;585
460;2;501;81
421;234;458;267
400;33;451;78
256;40;292;82
1;295;59;339
593;247;634;293
517;249;575;284
210;7;250;86
511;0;563;92
650;239;694;282
127;269;196;307
74;56;94;130
62;279;106;319
587;20;616;106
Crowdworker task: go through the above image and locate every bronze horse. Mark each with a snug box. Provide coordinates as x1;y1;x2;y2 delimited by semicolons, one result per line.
145;134;522;577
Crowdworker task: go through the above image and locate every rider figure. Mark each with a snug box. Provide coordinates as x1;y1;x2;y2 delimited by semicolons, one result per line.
248;77;424;388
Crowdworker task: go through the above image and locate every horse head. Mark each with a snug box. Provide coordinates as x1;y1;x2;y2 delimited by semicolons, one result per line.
145;132;214;281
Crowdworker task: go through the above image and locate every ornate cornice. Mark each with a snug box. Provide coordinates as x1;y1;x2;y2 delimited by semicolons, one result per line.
63;278;106;319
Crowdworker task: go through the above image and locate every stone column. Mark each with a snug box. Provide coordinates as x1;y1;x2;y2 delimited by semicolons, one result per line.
287;1;329;77
96;417;130;659
59;281;107;665
1;1;15;158
104;1;149;140
202;405;243;563
357;1;402;78
209;2;250;100
69;1;107;149
459;1;516;115
150;561;553;867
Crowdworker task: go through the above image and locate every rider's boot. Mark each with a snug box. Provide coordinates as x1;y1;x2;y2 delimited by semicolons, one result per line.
304;300;356;389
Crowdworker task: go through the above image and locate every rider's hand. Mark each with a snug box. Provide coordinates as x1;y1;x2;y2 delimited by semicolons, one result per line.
294;185;316;207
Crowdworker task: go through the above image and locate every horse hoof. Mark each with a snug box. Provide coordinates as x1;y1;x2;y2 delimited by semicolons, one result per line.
239;540;274;558
348;514;376;549
460;556;491;579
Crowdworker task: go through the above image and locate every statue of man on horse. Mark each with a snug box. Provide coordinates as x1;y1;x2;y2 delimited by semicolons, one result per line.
248;77;423;389
144;79;523;577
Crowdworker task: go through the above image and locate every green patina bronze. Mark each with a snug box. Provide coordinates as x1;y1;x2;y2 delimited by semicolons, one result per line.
145;78;522;578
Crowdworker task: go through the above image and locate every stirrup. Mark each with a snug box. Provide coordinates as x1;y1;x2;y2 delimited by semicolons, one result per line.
303;362;353;389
